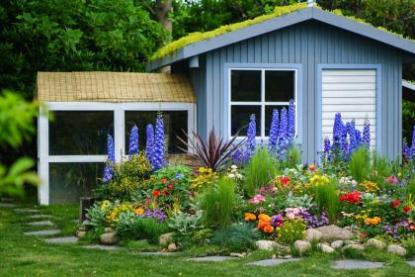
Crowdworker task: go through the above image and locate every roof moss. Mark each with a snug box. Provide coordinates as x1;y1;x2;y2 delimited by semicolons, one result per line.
151;2;307;60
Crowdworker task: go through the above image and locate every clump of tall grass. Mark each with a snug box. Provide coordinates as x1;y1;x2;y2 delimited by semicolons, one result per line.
198;177;236;229
313;182;339;223
372;153;392;178
284;145;302;168
243;147;278;196
349;147;371;183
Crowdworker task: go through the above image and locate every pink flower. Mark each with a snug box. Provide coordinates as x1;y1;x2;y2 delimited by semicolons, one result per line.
386;175;399;184
249;194;266;204
285;207;301;219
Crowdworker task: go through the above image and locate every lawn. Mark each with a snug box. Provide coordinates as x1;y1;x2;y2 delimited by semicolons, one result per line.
1;203;415;277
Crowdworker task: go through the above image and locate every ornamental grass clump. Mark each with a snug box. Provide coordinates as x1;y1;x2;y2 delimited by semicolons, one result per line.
198;177;236;229
211;223;259;252
243;147;278;196
313;181;339;224
349;147;371;183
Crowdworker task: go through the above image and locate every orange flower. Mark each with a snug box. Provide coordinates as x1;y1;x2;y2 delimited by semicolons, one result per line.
263;225;274;233
134;207;145;216
244;212;256;222
309;164;316;171
364;216;381;225
258;214;271;222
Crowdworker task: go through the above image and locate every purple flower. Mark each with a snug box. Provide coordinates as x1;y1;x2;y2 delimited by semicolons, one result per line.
323;137;331;161
152;114;165;170
246;114;257;159
333;113;344;146
142;209;167;222
279;108;288;143
271;214;284;227
403;141;411;160
288;99;296;140
269;109;279;150
128;125;139;155
145;124;155;164
410;126;415;159
103;134;115;182
363;120;371;147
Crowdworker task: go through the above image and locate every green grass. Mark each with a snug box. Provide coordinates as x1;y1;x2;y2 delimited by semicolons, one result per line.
1;204;415;276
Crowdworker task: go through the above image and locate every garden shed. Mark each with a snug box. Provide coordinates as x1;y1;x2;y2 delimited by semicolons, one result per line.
36;72;196;204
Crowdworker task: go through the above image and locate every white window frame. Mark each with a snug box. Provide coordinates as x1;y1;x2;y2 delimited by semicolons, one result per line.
228;68;298;139
38;102;196;205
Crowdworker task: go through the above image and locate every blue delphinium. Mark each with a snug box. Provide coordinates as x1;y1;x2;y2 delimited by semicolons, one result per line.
410;126;415;159
323;137;331;161
403;141;411;160
277;108;289;159
363;120;371;147
288;100;295;140
145;124;155;164
128;125;139;156
152;114;165;170
348;121;358;155
332;113;344;146
246;114;257;159
103;134;115;182
269;109;279;150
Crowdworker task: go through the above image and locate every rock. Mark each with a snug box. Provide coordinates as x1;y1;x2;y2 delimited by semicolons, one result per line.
104;227;113;233
315;225;353;241
283;255;293;259
318;243;335;253
366;238;386;250
387;244;406;256
331;240;344;249
159;232;174;246
294;240;311;255
76;230;87;239
230;252;246;258
343;243;365;251
255;240;278;251
167;243;177;252
100;231;119;245
305;228;322;242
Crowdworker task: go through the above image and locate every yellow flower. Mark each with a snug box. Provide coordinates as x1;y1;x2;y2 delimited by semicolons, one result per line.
100;200;111;211
360;181;379;192
134;207;145;216
309;174;330;186
244;212;257;222
364;216;382;225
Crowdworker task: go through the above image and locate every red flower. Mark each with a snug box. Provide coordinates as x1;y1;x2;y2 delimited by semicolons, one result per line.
403;205;412;214
162;189;169;196
161;178;167;184
167;183;174;190
279;176;291;186
391;199;401;209
308;164;316;171
339;191;361;204
152;190;161;197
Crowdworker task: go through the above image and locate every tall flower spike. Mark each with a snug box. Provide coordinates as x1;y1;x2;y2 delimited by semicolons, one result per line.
103;134;115;182
332;113;343;146
128;125;139;155
363;120;371;147
323;137;331;161
288;99;296;140
152;114;165;170
145;124;154;164
403;141;411;161
246;114;257;159
279;107;288;141
410;126;415;159
269;109;279;149
348;121;358;154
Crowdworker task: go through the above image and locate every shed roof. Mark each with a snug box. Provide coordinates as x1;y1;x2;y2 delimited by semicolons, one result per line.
36;72;196;103
148;6;415;71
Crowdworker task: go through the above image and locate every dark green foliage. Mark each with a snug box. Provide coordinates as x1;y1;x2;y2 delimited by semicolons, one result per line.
349;147;371;183
372;153;393;178
285;145;302;168
211;223;259;252
243;147;278;196
406;176;415;198
198;177;236;229
313;182;339;223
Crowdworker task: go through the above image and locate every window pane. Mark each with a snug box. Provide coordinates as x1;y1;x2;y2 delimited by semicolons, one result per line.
231;70;261;102
49;163;104;204
265;105;288;136
265;71;295;102
231;106;261;136
49;111;113;155
125;111;188;154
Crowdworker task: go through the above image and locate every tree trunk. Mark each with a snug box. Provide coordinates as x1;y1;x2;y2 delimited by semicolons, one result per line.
155;0;172;73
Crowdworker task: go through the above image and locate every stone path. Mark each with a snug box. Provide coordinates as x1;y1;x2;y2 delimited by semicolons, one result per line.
248;258;302;267
136;251;177;256
24;229;61;237
331;260;384;270
27;220;54;227
14;208;40;213
187;256;237;262
0;203;17;208
28;214;54;219
407;260;415;267
83;245;121;251
45;236;79;244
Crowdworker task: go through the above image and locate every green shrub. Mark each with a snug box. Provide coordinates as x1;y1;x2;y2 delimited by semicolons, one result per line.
313;182;339;223
211;223;259;252
402;236;415;258
277;219;306;245
285;145;302;168
168;212;202;236
243;147;278;196
349;147;371;183
198;177;236;229
406;177;415;199
372;153;392;178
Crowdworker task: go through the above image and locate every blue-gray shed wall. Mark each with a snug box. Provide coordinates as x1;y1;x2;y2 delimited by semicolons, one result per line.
187;21;403;162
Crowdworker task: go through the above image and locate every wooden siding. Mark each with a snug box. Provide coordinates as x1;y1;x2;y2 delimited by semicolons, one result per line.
193;20;403;162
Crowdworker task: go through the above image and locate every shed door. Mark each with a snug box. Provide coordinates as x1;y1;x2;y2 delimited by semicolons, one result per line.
322;69;376;149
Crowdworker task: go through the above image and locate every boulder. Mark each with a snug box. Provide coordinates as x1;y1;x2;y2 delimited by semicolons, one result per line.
366;238;386;250
315;225;353;241
331;240;344;249
167;243;178;252
318;243;335;254
76;230;86;239
255;240;278;251
387;244;406;256
100;231;119;245
305;228;322;242
294;240;311;255
159;232;174;246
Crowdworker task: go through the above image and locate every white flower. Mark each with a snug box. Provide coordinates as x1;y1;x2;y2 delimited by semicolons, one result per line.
231;165;238;170
228;173;235;178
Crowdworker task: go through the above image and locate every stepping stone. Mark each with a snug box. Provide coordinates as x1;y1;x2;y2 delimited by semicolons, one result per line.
248;258;302;267
14;208;39;213
24;229;61;237
45;236;78;244
0;197;14;202
83;245;121;251
187;256;236;262
28;214;53;219
136;252;177;256
27;220;54;227
407;260;415;267
332;260;384;270
0;203;17;208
